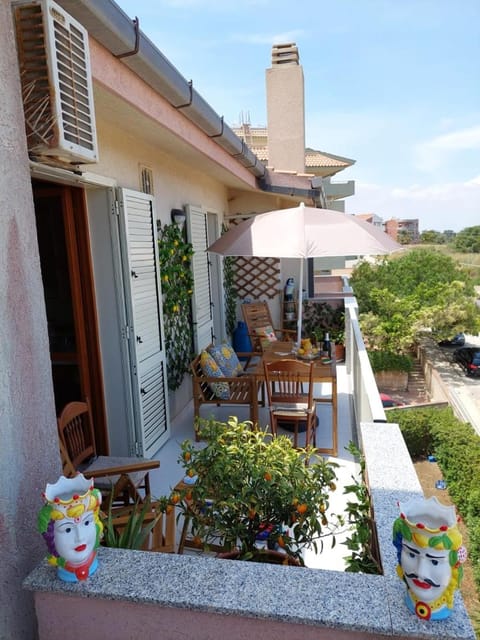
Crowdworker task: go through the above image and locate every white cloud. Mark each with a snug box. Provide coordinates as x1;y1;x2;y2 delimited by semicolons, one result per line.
414;125;480;172
345;177;480;232
230;30;305;45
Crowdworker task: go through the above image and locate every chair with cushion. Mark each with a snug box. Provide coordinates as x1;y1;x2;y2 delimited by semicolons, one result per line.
57;399;160;506
263;358;317;449
190;343;262;433
242;301;295;351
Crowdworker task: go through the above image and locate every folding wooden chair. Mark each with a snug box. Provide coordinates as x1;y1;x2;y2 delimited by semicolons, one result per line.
242;301;295;351
57;399;160;506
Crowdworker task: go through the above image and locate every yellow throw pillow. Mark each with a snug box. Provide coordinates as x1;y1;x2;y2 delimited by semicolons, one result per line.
208;342;243;377
199;350;230;399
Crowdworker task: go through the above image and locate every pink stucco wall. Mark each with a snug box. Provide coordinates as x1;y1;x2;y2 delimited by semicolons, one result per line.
33;592;403;640
89;38;258;191
0;4;62;639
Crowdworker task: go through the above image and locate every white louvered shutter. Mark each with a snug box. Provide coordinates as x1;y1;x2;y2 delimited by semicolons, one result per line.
186;205;214;352
117;189;170;457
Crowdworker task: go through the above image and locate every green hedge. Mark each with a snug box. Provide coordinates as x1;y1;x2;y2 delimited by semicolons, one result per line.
387;406;480;587
368;350;413;373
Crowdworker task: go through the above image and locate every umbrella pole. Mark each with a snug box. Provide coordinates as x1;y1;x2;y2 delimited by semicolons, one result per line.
296;259;304;345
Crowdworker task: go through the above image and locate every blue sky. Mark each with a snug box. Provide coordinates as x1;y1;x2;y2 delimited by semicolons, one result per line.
118;0;479;232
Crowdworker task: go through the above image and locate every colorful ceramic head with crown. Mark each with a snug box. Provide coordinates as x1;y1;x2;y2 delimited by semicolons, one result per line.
38;474;103;582
393;496;467;620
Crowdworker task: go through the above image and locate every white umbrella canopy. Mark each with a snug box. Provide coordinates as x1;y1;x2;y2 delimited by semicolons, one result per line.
207;203;401;344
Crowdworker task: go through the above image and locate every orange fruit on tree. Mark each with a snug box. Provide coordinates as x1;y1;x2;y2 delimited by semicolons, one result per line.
264;472;272;481
297;503;308;514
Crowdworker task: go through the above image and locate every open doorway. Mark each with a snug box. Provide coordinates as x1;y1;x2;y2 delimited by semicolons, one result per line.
33;180;108;452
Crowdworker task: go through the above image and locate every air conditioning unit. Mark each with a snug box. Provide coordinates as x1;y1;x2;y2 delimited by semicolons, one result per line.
13;0;98;164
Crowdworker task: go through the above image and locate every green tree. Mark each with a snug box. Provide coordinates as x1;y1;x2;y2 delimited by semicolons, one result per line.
420;229;445;244
397;229;413;245
350;248;480;353
453;226;480;253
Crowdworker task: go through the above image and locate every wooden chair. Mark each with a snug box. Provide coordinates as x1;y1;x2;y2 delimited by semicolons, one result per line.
190;349;264;431
57;399;160;505
242;301;295;351
263;359;317;449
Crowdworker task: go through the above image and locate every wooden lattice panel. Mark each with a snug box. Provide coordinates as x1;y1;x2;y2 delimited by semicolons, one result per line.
234;256;281;300
226;216;281;300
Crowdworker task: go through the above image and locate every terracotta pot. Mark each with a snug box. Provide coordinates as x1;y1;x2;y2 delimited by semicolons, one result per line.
335;343;345;362
216;548;302;566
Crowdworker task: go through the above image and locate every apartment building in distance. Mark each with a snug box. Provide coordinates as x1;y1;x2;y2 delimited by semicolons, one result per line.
385;217;420;243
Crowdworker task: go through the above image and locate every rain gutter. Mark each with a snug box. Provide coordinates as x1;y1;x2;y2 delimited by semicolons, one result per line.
56;0;266;180
258;179;321;201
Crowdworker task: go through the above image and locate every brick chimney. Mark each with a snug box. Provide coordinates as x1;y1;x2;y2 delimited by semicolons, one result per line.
266;43;305;173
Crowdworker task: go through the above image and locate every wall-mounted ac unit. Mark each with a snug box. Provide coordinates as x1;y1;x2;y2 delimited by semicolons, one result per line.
13;0;98;165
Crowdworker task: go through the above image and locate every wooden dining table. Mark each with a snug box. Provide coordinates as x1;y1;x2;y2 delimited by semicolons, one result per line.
251;341;338;456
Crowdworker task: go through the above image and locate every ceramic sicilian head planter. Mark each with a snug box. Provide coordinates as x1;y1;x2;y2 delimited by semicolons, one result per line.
393;496;467;621
38;474;103;582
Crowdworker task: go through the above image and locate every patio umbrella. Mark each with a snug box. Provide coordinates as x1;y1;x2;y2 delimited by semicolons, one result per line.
207;203;401;344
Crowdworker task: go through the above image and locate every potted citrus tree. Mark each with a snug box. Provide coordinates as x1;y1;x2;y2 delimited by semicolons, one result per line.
177;416;342;565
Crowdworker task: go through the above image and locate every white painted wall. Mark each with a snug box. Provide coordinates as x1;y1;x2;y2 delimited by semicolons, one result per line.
94;114;228;227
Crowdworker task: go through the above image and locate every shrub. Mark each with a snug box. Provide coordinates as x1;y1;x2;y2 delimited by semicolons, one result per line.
387;406;480;600
368;350;412;373
387;407;434;458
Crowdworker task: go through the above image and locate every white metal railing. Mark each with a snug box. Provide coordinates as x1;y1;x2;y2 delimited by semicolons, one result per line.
342;283;386;424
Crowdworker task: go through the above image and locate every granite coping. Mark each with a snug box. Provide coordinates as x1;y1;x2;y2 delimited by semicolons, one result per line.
23;422;475;639
23;542;474;638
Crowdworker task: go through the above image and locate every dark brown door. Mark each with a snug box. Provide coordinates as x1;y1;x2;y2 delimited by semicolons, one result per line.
33;180;108;453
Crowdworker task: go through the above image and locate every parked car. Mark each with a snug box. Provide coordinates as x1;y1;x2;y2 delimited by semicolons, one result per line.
453;347;480;377
438;333;465;347
380;393;404;408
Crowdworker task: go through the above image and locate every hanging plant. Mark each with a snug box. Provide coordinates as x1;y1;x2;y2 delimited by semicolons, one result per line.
158;223;194;390
222;224;238;340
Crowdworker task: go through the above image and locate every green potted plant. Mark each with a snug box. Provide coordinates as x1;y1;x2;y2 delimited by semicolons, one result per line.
330;309;346;361
302;301;345;360
177;416;342;565
101;494;171;551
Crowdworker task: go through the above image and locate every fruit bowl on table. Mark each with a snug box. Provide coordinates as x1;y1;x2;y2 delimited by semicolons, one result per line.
296;350;321;361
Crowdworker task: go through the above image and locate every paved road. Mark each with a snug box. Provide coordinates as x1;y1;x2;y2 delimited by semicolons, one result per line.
434;333;480;434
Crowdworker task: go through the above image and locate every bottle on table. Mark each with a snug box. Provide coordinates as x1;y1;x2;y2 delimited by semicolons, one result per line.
322;332;331;358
